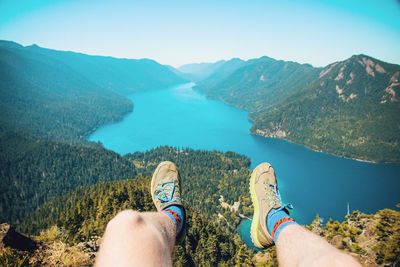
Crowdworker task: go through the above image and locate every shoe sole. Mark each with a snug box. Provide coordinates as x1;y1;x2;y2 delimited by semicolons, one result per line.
249;162;271;248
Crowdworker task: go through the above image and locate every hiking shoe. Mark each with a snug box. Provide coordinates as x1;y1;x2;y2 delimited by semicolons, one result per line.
151;161;186;243
250;162;286;248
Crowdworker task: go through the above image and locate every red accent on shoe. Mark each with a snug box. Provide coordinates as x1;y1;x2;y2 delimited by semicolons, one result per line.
271;217;295;240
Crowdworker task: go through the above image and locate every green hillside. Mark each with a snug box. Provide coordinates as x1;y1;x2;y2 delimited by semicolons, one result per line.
0;132;137;225
195;55;400;162
251;55;400;162
0;40;185;141
195;58;247;96
0;41;131;140
28;44;185;96
1;145;250;234
195;56;319;110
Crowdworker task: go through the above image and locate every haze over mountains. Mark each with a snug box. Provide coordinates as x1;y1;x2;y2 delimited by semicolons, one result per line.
177;60;226;82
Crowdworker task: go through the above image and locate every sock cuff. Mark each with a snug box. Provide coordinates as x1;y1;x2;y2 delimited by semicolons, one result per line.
163;209;181;228
267;205;296;243
271;217;295;240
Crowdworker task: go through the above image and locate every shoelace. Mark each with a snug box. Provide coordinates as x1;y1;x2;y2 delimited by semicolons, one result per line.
155;181;176;203
263;181;281;207
269;184;282;205
266;182;294;212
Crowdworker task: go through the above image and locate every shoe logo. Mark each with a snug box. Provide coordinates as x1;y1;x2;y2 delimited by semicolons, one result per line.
155;181;176;203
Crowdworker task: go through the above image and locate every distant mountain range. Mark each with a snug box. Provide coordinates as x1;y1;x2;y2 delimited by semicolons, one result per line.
0;40;185;140
195;56;319;109
1;40;398;162
193;55;400;163
177;60;226;82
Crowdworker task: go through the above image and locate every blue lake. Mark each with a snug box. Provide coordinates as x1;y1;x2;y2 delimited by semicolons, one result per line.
88;83;400;246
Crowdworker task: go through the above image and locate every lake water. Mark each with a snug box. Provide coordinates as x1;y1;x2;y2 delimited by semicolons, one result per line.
88;83;400;247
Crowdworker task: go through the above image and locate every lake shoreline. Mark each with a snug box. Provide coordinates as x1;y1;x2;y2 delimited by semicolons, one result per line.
193;84;398;165
83;100;135;141
88;83;390;166
252;131;380;165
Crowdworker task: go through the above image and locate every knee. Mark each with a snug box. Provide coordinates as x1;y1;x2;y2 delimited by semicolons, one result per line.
106;210;145;232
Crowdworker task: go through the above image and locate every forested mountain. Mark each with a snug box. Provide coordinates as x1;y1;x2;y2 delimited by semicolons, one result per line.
195;56;319;109
0;40;185;141
1;145;250;234
0;41;186;224
251;55;400;163
195;54;400;162
0;41;131;140
0;131;137;225
177;60;226;82
195;58;247;92
26;43;185;96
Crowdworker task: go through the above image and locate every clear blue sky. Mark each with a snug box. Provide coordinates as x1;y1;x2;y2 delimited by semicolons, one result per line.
1;0;399;67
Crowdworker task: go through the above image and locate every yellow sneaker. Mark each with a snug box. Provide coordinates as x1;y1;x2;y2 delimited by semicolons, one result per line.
250;162;284;248
151;161;186;243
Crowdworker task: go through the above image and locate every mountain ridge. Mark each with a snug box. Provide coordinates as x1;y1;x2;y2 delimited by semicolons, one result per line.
251;54;400;163
194;54;400;163
0;40;185;140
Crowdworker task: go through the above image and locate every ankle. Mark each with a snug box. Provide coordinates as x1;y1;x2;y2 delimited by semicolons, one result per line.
163;205;185;235
267;207;296;243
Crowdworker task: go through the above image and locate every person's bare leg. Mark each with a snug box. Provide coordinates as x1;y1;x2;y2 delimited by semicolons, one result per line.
276;224;360;267
96;161;186;267
95;210;176;267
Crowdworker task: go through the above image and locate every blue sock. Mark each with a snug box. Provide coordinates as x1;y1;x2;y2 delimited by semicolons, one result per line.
267;207;296;243
163;205;185;234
